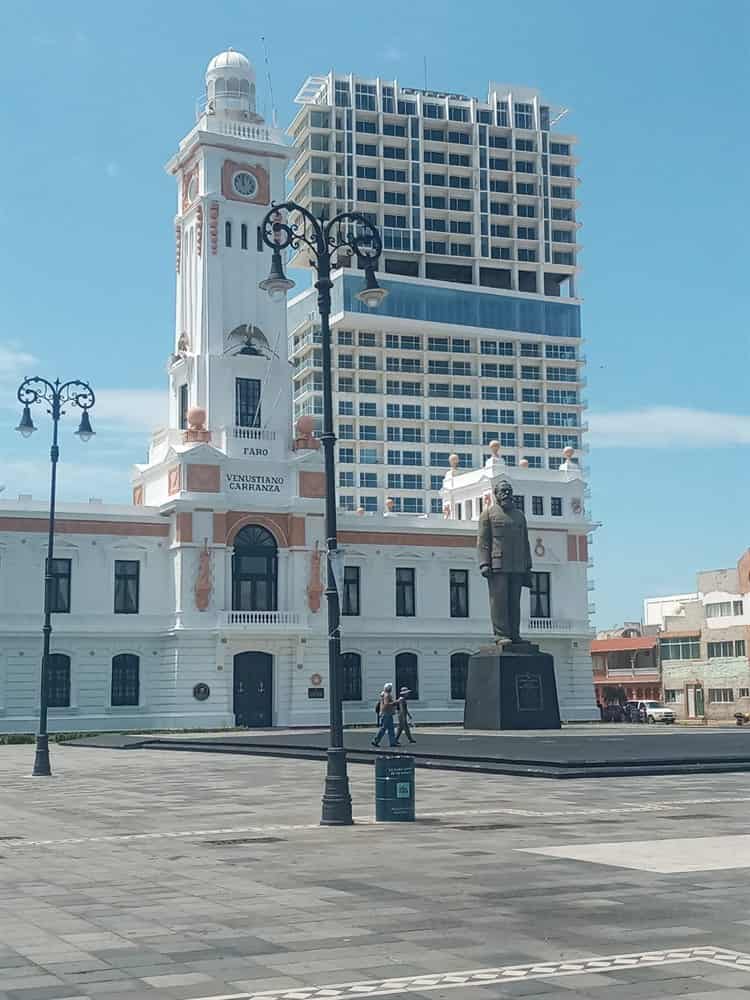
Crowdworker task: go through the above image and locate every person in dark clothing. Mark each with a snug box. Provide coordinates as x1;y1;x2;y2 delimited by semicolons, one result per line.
395;687;416;743
372;683;398;747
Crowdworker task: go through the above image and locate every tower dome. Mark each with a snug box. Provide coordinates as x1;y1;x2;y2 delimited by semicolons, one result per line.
204;47;257;118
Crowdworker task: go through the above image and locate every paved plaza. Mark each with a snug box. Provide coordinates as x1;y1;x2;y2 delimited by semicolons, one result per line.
2;740;750;999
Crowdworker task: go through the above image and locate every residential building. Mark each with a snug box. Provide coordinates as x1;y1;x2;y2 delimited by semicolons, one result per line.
287;72;586;515
644;551;750;720
591;628;662;707
0;50;599;732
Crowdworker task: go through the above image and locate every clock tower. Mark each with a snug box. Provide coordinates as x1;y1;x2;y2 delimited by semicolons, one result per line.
163;48;293;459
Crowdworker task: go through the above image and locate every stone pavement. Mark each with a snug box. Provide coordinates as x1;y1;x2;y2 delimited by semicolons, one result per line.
2;741;750;999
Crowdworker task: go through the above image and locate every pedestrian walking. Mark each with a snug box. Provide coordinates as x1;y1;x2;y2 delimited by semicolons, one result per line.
396;687;416;744
372;682;398;747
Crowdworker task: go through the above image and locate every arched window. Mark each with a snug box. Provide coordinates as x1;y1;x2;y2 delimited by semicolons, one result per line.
47;653;70;708
215;77;226;95
341;652;362;701
450;652;470;701
227;76;240;95
225;221;232;247
239;79;250;96
112;654;140;707
241;223;248;250
232;525;278;612
395;652;418;700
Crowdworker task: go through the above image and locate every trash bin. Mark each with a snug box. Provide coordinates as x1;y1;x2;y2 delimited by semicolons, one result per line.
375;755;415;822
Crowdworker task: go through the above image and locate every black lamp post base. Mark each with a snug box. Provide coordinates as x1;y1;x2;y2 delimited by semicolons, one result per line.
321;747;353;825
32;734;52;777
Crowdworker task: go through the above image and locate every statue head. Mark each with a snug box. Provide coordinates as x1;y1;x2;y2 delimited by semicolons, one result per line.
493;479;514;511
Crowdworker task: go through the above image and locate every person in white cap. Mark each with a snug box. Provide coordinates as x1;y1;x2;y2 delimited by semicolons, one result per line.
372;683;398;748
395;687;416;744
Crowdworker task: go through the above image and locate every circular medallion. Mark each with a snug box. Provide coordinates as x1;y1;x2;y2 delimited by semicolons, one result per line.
534;538;545;557
186;174;198;203
193;682;210;701
310;673;323;687
232;170;257;198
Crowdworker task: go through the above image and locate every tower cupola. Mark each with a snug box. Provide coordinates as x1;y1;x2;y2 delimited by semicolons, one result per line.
204;48;258;120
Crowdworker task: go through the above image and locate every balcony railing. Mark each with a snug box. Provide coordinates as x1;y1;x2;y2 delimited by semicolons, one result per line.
525;618;590;633
226;611;303;626
232;427;277;442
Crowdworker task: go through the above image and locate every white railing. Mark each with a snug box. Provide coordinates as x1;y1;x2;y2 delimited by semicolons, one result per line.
232;427;277;441
225;611;302;626
208;119;286;144
525;618;589;633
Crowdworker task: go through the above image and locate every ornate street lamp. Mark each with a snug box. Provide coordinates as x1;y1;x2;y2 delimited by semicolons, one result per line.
259;203;388;825
15;377;96;776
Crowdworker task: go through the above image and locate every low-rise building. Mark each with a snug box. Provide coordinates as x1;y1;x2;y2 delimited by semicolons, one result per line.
591;630;661;708
644;553;750;720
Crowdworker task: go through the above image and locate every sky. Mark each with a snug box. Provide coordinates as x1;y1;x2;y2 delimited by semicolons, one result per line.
0;0;747;628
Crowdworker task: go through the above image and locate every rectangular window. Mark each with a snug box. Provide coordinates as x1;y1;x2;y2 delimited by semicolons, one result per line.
178;384;189;430
708;688;734;703
522;388;541;403
529;571;550;618
551;497;563;517
523;432;542;449
450;569;469;618
338;400;353;416
48;654;71;708
114;560;139;614
522;410;541;425
531;496;544;516
48;558;71;614
339;495;355;511
359;447;378;464
342;566;360;616
359;402;377;417
705;601;733;617
235;377;261;428
359;472;377;488
736;640;747;657
659;637;700;660
396;568;416;617
338;424;354;440
734;600;744;615
338;447;355;463
521;366;541;381
339;471;354;487
708;641;736;658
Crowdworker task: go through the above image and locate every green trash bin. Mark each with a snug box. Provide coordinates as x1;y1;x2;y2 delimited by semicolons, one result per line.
375;755;415;822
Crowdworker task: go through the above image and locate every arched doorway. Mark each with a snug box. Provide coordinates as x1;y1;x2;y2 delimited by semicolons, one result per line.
232;524;278;611
233;651;273;727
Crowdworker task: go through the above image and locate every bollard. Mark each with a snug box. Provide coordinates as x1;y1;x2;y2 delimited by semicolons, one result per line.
375;755;415;822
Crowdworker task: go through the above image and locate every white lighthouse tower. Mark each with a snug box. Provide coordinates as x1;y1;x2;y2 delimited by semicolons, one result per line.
145;48;294;481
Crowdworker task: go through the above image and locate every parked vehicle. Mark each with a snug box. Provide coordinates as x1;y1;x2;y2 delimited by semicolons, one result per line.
735;712;750;726
639;700;676;724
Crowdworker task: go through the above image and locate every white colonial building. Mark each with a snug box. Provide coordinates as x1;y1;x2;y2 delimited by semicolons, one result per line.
0;50;598;734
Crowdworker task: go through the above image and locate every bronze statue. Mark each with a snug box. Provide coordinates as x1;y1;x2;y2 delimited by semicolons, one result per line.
478;479;533;644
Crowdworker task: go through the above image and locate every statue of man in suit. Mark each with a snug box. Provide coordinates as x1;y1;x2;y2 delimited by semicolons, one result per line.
477;479;533;643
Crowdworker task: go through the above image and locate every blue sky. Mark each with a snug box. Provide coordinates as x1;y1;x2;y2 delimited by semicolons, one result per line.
0;0;747;627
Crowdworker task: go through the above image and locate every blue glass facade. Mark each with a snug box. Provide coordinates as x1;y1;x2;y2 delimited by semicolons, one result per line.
339;274;580;338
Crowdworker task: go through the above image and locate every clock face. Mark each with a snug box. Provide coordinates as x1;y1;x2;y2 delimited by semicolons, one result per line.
232;171;258;198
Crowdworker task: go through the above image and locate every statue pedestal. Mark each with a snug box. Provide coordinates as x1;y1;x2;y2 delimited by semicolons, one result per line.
464;643;561;730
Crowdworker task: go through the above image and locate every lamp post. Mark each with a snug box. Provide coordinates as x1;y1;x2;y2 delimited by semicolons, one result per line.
259;203;387;826
15;377;96;777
